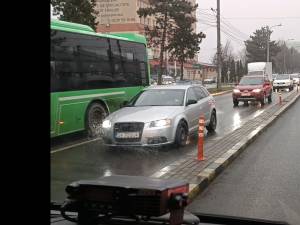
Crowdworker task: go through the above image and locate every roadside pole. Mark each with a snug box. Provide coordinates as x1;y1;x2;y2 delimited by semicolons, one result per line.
198;114;205;161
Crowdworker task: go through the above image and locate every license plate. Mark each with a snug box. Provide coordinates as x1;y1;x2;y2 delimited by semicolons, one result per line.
115;132;140;138
241;93;251;96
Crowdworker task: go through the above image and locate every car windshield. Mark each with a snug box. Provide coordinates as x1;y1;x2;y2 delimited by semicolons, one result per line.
239;77;264;85
276;74;290;80
132;89;185;106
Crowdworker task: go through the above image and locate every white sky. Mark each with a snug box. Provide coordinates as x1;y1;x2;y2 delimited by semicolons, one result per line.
196;0;300;63
50;1;300;63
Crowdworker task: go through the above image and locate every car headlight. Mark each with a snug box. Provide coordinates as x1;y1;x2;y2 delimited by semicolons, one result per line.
252;89;262;93
149;119;171;128
102;120;111;129
233;89;240;93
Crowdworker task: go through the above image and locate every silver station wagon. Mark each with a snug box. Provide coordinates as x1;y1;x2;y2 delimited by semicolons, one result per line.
102;84;217;147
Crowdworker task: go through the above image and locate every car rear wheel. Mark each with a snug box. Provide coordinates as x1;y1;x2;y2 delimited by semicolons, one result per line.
86;103;108;137
174;121;188;148
206;111;217;132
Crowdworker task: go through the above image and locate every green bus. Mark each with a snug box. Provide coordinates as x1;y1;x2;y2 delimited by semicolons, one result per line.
51;20;150;138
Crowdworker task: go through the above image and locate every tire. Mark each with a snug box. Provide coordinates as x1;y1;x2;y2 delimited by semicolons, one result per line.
174;121;188;147
268;92;272;103
86;102;108;138
289;87;292;92
244;101;249;106
260;94;266;106
233;99;239;107
206;111;217;133
273;88;276;92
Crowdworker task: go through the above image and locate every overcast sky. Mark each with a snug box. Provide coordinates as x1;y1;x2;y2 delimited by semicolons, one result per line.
196;0;300;63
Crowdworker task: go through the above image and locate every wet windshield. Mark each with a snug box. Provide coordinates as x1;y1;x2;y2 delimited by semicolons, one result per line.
239;77;264;85
248;71;264;75
276;74;290;80
133;89;185;106
51;1;300;224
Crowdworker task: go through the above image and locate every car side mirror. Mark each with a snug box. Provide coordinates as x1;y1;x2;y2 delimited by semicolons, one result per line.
186;99;197;106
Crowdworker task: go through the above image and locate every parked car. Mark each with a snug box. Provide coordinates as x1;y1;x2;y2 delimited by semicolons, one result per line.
232;75;272;106
290;73;300;86
162;75;175;85
176;79;202;85
203;78;216;84
102;84;217;147
273;74;294;91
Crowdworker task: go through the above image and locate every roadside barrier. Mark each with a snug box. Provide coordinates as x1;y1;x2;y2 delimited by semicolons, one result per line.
279;91;282;105
198;114;205;161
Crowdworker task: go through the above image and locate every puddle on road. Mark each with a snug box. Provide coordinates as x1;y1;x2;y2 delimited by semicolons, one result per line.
232;112;242;130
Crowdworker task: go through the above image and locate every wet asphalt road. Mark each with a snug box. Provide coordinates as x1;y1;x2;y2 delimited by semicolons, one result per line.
187;96;300;225
51;90;291;201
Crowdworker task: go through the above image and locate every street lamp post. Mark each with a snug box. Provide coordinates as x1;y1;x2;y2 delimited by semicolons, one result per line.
266;24;282;62
284;38;295;73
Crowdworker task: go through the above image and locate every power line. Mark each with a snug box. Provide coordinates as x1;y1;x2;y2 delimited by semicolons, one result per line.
200;10;249;41
220;25;246;42
224;16;300;20
221;30;245;46
220;17;249;39
209;10;249;40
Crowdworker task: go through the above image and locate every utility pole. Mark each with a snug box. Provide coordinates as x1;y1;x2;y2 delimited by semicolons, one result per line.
266;26;270;62
216;0;221;89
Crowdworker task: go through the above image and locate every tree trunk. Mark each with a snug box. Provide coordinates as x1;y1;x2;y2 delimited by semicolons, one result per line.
158;9;168;85
180;61;184;80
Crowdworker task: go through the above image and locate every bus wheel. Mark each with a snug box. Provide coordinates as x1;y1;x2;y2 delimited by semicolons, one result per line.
86;103;108;137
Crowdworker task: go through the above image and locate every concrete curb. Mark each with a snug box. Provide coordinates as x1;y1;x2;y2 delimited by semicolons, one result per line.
187;91;300;201
211;90;232;96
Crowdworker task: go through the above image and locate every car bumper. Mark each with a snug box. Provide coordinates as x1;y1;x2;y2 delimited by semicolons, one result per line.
273;84;291;88
233;92;264;101
102;126;175;147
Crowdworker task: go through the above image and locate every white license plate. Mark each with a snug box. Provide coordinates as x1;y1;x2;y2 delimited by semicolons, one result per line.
241;93;251;96
116;132;140;138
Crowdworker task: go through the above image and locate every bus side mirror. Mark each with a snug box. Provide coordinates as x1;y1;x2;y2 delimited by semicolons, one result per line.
122;101;128;107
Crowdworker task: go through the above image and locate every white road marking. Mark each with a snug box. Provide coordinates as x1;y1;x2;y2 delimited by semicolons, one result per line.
51;137;102;154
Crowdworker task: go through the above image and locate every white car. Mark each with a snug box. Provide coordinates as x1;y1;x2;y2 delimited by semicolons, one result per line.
291;74;300;86
273;74;294;92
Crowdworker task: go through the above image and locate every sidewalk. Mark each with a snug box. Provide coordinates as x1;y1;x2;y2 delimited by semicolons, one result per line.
151;89;300;201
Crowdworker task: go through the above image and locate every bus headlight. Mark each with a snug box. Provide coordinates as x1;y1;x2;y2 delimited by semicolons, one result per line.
102;120;112;129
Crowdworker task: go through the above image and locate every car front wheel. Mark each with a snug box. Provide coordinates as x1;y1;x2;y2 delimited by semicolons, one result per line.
233;99;239;107
206;111;217;132
260;94;266;106
174;121;188;148
268;92;272;103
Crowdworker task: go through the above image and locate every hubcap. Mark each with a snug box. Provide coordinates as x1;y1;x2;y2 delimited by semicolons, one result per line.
90;108;106;135
180;127;186;142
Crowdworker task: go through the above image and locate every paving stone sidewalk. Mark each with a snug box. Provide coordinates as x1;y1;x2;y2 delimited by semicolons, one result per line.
151;90;300;196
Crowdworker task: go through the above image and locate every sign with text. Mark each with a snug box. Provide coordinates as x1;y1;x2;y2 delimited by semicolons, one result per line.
97;0;136;24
